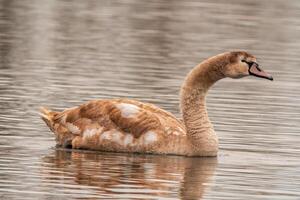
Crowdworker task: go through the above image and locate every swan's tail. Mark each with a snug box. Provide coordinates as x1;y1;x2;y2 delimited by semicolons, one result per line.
39;107;57;132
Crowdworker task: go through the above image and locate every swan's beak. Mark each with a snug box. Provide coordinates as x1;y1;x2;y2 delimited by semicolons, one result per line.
249;62;273;81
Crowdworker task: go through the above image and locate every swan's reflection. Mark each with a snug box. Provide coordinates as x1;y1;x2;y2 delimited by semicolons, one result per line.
43;149;217;199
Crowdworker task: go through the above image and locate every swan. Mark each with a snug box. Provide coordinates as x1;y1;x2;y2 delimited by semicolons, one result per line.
40;51;273;156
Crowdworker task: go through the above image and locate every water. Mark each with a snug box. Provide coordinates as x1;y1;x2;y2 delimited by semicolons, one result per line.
0;0;300;199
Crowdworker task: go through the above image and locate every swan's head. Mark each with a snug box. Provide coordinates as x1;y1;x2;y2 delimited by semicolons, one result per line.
222;51;273;81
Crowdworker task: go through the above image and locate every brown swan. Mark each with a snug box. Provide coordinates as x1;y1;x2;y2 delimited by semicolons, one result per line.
40;51;273;156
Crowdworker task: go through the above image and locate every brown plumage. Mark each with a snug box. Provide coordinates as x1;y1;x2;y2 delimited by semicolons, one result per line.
40;51;273;156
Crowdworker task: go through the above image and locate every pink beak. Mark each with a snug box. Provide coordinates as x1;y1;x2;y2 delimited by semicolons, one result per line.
249;62;273;81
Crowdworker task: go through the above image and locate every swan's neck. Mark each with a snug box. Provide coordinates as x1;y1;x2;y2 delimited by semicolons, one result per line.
180;57;225;155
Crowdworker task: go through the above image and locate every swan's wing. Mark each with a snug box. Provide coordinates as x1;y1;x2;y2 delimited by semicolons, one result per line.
52;99;184;138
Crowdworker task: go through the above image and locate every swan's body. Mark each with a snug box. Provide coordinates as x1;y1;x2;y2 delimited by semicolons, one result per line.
40;51;273;156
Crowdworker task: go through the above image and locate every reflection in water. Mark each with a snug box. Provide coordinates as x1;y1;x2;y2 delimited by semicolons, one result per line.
42;150;217;199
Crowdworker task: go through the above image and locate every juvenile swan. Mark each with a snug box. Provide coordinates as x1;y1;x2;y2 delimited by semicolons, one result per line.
40;51;273;156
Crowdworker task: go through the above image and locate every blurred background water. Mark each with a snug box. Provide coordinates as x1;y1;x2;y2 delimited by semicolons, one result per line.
0;0;300;199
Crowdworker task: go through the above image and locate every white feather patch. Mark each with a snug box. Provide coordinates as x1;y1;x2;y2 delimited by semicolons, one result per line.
100;131;112;141
66;123;80;134
116;103;140;118
99;130;123;145
83;129;98;139
123;134;134;146
172;131;180;136
143;131;157;145
111;131;123;144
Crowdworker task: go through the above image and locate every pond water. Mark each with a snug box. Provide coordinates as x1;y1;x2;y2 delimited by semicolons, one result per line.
0;0;300;199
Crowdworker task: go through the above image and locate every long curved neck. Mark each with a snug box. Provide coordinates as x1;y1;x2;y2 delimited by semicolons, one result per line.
180;55;226;155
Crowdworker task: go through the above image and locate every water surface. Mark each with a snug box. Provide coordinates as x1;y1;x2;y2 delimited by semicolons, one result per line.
0;0;300;199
